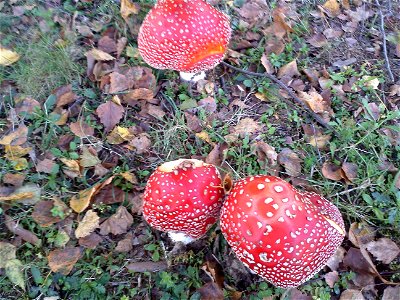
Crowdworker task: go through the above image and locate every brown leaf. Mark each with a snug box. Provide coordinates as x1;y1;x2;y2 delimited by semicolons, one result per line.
126;261;168;272
32;199;68;227
298;90;333;117
93;185;125;205
326;246;346;271
36;158;57;174
107;126;135;144
2;173;25;187
115;233;133;252
79;233;103;249
55;85;77;107
271;7;293;39
322;162;342;181
70;177;114;213
96;100;125;132
339;290;365;300
130;194;143;215
109;72;131;94
302;124;331;149
75;210;100;239
198;282;224;300
343;247;376;275
47;247;83;275
128;133;152;154
278;60;301;79
60;158;82;178
69;120;95;138
232;118;261;136
85;48;115;61
382;286;400;300
278;148;302;177
287;289;312;300
99;206;133;235
341;162;358;183
324;271;339;288
260;53;274;74
198;97;217;114
348;222;375;248
5;214;41;246
252;141;278;167
98;36;117;54
144;104;166;119
365;238;400;264
79;146;100;168
323;28;343;39
0;242;17;268
0;184;41;205
0;124;28;146
15;97;41;116
321;0;341;17
206;144;223;167
120;0;140;22
307;33;328;48
124;88;154;101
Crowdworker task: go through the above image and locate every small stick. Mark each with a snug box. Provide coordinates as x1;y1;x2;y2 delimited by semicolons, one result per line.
221;61;335;132
375;0;395;82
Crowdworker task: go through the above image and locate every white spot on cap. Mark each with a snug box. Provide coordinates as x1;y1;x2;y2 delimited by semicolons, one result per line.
246;202;252;208
266;212;274;217
278;216;284;222
264;198;273;204
274;185;284;193
282;198;289;203
272;204;279;210
257;183;265;190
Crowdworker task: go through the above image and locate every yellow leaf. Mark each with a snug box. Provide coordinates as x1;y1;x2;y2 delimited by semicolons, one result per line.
121;0;140;22
196;131;215;146
13;158;29;170
75;210;100;238
119;171;138;184
0;46;20;66
0;184;41;205
0;124;28;146
112;95;122;105
84;48;115;61
321;0;340;16
106;126;134;144
70;177;114;213
60;158;81;178
4;145;32;159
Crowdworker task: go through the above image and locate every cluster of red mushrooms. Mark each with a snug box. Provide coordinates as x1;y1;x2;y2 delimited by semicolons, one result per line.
138;0;346;289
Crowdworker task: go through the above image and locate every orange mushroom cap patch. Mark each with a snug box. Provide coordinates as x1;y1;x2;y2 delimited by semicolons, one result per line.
220;175;345;288
138;0;231;73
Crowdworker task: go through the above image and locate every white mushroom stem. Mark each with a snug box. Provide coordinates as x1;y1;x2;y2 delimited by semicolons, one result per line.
168;232;196;244
180;71;206;82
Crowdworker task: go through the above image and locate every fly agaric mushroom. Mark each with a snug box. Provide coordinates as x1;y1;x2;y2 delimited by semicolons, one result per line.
138;0;231;82
220;175;345;288
143;159;225;243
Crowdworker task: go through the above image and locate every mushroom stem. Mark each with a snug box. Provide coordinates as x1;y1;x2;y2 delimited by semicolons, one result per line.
180;71;206;82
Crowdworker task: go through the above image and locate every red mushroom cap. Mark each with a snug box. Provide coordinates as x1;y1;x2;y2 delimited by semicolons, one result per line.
143;159;224;241
220;175;345;288
138;0;231;73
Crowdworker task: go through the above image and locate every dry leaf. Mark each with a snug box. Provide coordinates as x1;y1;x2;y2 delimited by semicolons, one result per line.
124;88;154;101
0;184;41;205
324;271;339;288
99;206;133;235
126;261;168;272
70;176;114;213
198;282;224;300
322;162;342;181
232;118;261;136
79;232;103;249
85;48;115;61
107;126;134;144
252;141;278;167
278;60;300;79
115;233;133;252
339;289;365;300
69;120;95;138
278;148;302;177
321;0;340;17
119;171;138;184
206;144;223;166
341;162;358;183
32;199;68;227
5;214;41;246
365;238;400;264
0;242;17;268
382;286;400;300
120;0;140;22
93;185;125;205
0;46;20;65
75;210;100;239
348;222;375;248
128;133;152;154
80;147;101;168
47;247;83;275
343;247;376;275
0;124;28;146
109;72;131;94
307;33;328;48
2;173;25;186
60;158;81;178
96;100;125;132
36;158;58;174
326;246;346;271
302;124;331;149
298;90;333;116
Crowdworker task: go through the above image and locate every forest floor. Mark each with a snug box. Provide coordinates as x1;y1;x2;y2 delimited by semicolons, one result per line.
0;0;399;299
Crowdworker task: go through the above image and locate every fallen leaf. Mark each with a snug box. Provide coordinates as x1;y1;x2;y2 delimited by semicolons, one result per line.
54;84;77;107
15;97;41;116
96;100;125;132
0;242;17;268
124;88;154;101
341;162;358;183
75;210;100;239
120;0;140;22
343;247;376;275
323;28;343;39
80;147;101;168
119;171;138;184
70;177;114;213
0;184;41;205
60;158;81;178
107;126;134;144
128;133;152;154
365;238;400;264
109;72;131;94
2;173;25;186
0;124;28;146
232;118;261;136
198;282;224;300
100;206;133;235
5;259;25;290
5;214;41;246
47;247;83;275
348;222;375;248
326;246;346;271
79;232;103;249
382;286;400;300
252;141;278;167
126;261;168;272
322;162;342;181
298;90;333;117
307;33;328;48
198;97;217;114
324;271;339;288
0;46;20;66
339;289;365;300
278;60;301;79
98;35;117;54
69;120;95;138
115;233;133;252
321;0;340;17
85;48;115;61
278;148;302;177
32;199;68;227
93;185;125;205
196;131;214;146
206;144;223;166
260;53;274;74
302;124;331;149
36;158;58;174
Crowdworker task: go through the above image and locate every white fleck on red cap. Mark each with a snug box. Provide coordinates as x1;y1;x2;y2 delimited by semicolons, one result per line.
138;0;231;73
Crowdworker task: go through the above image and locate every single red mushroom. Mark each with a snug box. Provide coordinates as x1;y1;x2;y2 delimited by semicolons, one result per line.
138;0;231;81
220;175;345;288
143;159;225;243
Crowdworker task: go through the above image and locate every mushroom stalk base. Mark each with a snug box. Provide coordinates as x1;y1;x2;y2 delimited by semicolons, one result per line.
180;71;206;82
168;232;196;244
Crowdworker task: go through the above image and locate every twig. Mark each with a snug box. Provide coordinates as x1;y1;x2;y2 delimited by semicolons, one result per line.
375;0;395;82
221;61;335;133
